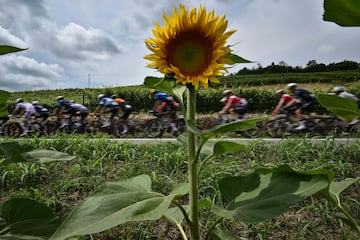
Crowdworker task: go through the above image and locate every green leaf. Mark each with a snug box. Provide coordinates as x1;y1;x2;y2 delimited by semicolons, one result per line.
0;45;28;55
163;205;189;225
210;228;238;240
323;0;360;27
0;90;11;117
320;177;360;206
202;116;267;140
225;53;252;64
0;142;75;165
50;175;188;240
199;140;245;161
0;234;46;240
214;165;331;224
1;198;61;238
316;94;360;120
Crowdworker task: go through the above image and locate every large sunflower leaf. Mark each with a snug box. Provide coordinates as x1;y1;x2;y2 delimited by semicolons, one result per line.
1;198;61;238
214;165;331;224
0;45;28;55
316;94;360;120
0;142;74;165
209;228;237;240
0;90;10;117
323;0;360;26
50;175;188;240
202;116;267;140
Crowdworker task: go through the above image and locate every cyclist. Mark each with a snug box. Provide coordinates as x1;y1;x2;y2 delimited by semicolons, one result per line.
12;98;36;136
54;96;89;128
218;89;248;120
150;89;179;135
32;101;50;121
111;95;133;134
95;94;119;127
272;89;304;129
287;83;316;130
332;86;360;126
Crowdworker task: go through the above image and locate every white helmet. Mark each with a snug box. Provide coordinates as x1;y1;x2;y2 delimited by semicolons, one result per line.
223;89;232;96
15;98;23;103
276;89;284;95
32;101;40;105
56;96;64;101
97;94;105;99
333;86;344;92
286;83;297;89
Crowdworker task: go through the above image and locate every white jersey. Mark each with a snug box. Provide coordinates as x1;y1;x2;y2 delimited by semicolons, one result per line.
15;102;36;114
339;92;359;101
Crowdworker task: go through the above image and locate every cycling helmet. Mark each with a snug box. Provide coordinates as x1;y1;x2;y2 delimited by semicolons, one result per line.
56;96;64;101
276;89;284;95
333;86;344;92
15;98;23;103
97;94;105;99
149;89;157;94
223;89;232;96
32;101;39;105
286;83;297;89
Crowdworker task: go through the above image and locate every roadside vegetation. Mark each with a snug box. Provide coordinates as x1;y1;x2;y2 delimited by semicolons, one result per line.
0;135;359;239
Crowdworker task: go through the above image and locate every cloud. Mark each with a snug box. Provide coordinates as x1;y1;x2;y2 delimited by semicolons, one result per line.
0;55;63;91
48;23;121;61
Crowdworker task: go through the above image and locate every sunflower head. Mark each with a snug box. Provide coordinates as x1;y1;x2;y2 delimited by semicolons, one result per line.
144;4;236;90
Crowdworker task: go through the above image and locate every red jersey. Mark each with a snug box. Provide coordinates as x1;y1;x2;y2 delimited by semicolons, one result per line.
226;96;247;107
278;94;299;106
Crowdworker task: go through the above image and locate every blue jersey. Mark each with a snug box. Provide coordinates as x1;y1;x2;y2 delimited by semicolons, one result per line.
99;97;119;108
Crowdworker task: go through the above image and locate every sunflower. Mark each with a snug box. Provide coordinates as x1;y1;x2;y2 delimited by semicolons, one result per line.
144;4;236;89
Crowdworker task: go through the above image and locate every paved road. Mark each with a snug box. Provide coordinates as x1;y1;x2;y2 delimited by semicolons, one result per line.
109;138;360;145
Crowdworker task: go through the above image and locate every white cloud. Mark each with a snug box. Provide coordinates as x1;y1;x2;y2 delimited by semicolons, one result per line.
0;55;63;91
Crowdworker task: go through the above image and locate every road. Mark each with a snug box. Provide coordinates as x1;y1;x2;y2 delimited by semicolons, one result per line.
109;138;360;145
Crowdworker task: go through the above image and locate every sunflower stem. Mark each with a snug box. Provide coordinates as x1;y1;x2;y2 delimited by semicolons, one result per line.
187;85;200;240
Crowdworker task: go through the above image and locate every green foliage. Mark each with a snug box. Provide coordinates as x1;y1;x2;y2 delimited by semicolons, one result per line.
0;90;10;117
323;0;360;26
215;165;331;223
0;45;28;55
317;94;360;120
50;175;188;240
0;198;61;239
0;142;75;165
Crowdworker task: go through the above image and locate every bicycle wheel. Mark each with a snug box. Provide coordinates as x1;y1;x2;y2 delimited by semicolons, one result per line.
265;118;289;138
5;123;22;138
176;118;186;134
143;119;165;138
45;121;60;135
28;122;44;136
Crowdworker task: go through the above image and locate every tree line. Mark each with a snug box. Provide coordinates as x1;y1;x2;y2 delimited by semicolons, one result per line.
233;60;360;75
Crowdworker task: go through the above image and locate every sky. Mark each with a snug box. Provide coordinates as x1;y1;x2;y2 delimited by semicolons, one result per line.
0;0;359;92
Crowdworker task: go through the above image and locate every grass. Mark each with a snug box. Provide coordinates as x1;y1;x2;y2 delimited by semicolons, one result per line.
0;135;359;239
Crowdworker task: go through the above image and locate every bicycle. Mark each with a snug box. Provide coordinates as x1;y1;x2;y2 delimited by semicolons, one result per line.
264;109;340;137
143;110;186;138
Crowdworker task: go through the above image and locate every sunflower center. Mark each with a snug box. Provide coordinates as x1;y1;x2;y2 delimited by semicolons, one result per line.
167;31;212;76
